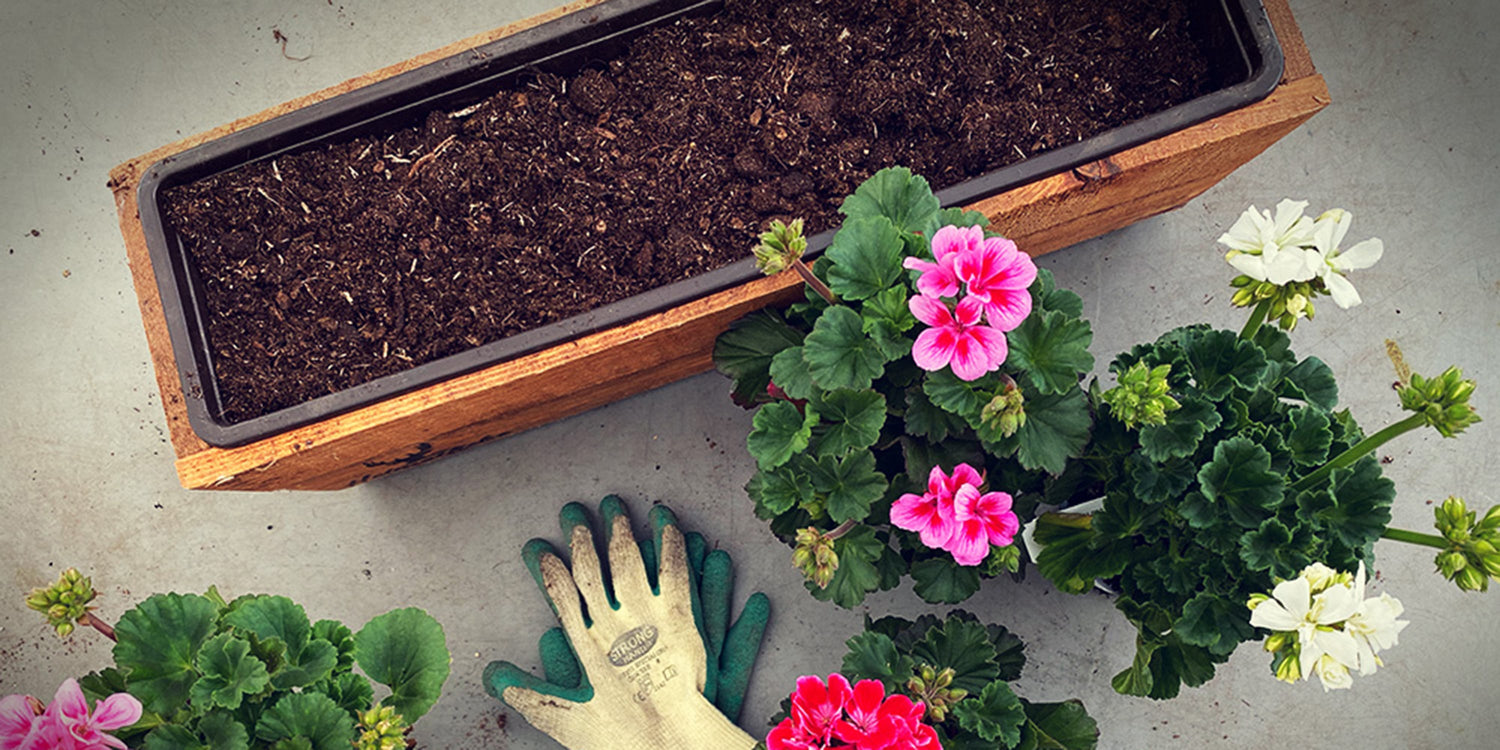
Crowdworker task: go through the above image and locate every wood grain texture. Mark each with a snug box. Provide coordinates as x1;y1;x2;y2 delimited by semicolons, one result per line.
111;0;1326;490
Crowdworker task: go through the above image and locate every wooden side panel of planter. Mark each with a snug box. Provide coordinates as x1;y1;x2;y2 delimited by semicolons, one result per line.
113;0;1325;490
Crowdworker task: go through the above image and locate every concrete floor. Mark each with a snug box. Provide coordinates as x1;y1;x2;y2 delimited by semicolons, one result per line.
2;1;1496;747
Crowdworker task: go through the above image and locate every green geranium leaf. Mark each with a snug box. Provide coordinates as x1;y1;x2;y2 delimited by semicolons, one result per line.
1029;268;1085;320
1021;699;1099;750
1283;406;1333;468
861;286;916;361
746;461;816;519
925;207;991;235
985;622;1028;683
1128;454;1196;504
1033;522;1097;594
222;596;337;690
311;672;375;718
923;370;991;424
310;620;356;673
713;310;804;406
1006;309;1094;396
1110;635;1161;697
1176;491;1217;530
1174;592;1255;658
904;386;968;443
354;608;450;722
909;616;999;695
839;166;940;236
841;631;914;692
78;667;131;704
826;217;907;301
1197;436;1284;528
1241;517;1315;578
807;525;886;608
768;347;817;402
199;711;250;750
953;681;1026;747
1298;456;1396;551
1185;329;1269;401
811;390;887;458
1138;397;1221;462
805;306;886;391
909;557;982;604
142;726;205;750
190;633;270;711
809;450;888;524
747;401;819;471
254;692;354;750
1015;387;1092;475
1280;356;1339;410
113;592;219;716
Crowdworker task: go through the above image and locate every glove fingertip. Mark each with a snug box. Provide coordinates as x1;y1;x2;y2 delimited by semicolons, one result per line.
558;502;593;538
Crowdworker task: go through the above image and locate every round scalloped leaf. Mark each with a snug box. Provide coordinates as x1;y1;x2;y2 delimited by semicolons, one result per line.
199;710;251;750
189;632;270;712
826;217;907;301
1138;397;1222;463
255;692;353;750
804;306;886;391
909;557;982;604
1006;309;1094;396
1014;387;1092;476
1240;517;1315;578
952;680;1026;746
808;450;888;524
1283;406;1334;468
354;608;450;722
909;616;999;695
747;400;819;471
1173;592;1256;657
806;526;886;608
840;631;915;692
811;389;887;458
768;346;816;401
713;310;805;406
1196;436;1284;528
838;166;940;235
222;596;337;690
1020;699;1099;750
746;462;816;519
113;592;219;716
1185;329;1269;401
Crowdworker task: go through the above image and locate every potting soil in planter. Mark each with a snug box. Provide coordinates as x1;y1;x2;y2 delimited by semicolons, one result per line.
163;0;1216;425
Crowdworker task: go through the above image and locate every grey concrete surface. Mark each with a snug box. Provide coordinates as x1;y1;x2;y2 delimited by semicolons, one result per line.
2;1;1497;747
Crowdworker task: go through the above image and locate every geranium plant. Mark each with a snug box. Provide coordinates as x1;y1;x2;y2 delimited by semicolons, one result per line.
1028;201;1487;698
14;569;451;749
763;611;1098;750
714;168;1096;608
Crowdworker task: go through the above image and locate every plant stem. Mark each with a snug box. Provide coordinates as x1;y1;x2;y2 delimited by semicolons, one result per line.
1239;298;1272;341
81;611;116;642
1290;413;1427;493
1037;512;1094;530
792;258;837;306
825;519;859;540
1381;527;1450;549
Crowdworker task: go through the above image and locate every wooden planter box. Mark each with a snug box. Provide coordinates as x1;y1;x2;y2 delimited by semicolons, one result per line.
111;0;1327;490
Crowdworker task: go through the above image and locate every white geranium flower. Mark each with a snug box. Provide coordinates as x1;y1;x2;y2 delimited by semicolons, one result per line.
1313;653;1355;691
1298;562;1347;593
1219;199;1318;283
1248;574;1360;667
1310;208;1384;309
1343;563;1408;676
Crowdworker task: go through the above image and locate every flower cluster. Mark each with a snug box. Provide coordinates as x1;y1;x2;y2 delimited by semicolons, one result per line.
1247;562;1407;691
24;569;97;638
905;225;1037;381
890;464;1020;566
1432;496;1500;592
1219;200;1382;329
1;679;141;750
767;674;940;750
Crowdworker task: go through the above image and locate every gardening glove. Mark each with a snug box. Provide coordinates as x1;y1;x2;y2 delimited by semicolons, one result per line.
484;496;767;750
528;502;771;722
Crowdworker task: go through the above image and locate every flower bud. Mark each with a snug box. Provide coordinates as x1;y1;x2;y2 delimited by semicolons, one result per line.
1264;631;1295;653
1436;550;1468;579
1481;554;1500;579
792;527;839;589
981;384;1026;439
1456;566;1488;592
752;219;807;276
1274;652;1301;684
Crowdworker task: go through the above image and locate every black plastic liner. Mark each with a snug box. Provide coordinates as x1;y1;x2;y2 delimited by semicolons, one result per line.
138;0;1283;447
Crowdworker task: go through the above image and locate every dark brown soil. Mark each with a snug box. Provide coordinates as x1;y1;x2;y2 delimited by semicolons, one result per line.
164;0;1216;424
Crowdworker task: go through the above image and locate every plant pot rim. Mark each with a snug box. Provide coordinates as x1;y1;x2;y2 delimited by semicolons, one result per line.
137;0;1284;448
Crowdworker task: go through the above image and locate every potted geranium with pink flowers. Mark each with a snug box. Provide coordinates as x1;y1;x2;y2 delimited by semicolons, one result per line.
714;168;1097;608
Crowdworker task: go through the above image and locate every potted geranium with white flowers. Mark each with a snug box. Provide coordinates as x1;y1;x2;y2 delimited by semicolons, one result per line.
1027;199;1490;697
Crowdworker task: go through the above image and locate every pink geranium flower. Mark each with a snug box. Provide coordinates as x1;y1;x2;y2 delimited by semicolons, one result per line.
0;694;45;750
2;679;143;750
903;224;982;299
768;674;853;750
909;296;1008;381
944;485;1021;566
952;235;1037;331
833;679;897;749
890;464;984;550
769;675;942;750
